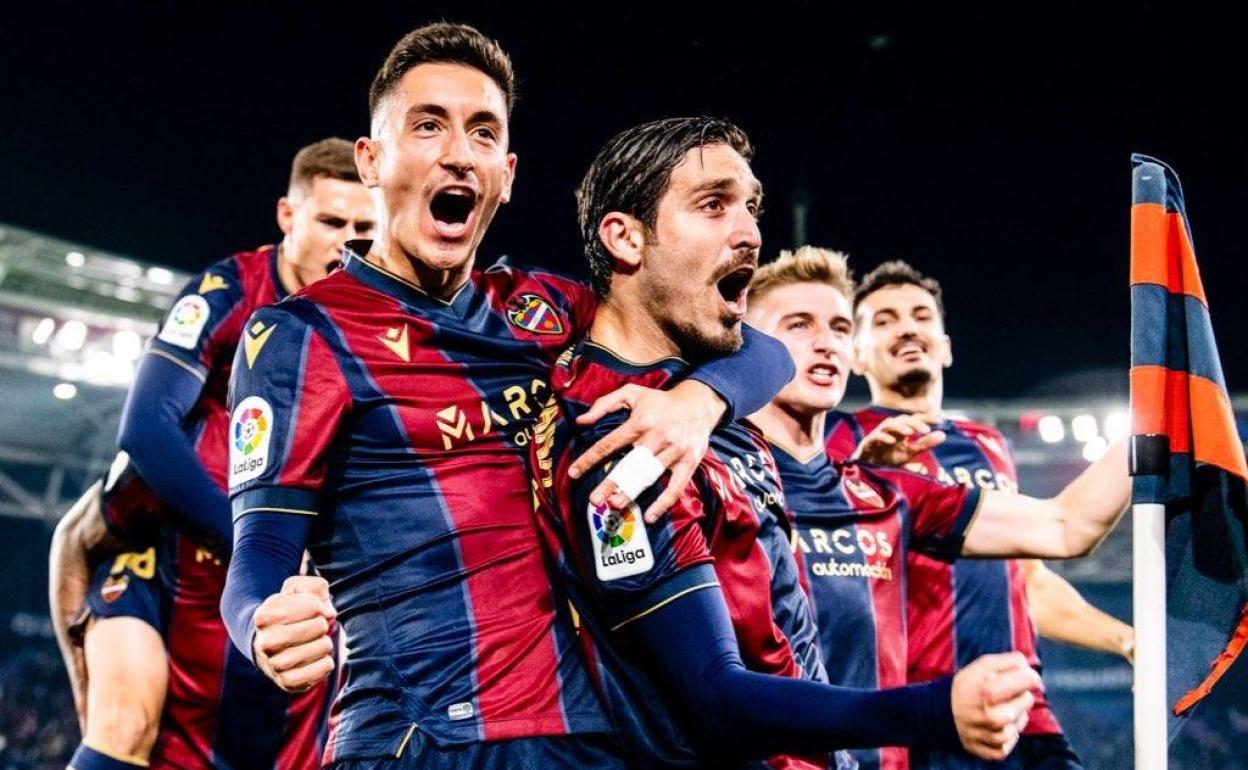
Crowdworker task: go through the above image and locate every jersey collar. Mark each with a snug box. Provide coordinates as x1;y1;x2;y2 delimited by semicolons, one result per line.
342;240;476;316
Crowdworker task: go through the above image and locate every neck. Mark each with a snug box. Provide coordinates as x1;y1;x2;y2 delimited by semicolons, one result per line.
871;377;943;414
750;401;826;458
367;232;472;301
275;241;302;295
589;295;680;363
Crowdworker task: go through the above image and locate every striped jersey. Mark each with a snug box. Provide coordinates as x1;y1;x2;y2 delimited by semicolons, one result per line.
773;438;979;770
826;407;1062;750
531;340;838;770
227;245;611;763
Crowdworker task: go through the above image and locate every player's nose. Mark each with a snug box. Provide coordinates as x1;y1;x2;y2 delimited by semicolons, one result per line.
439;127;476;175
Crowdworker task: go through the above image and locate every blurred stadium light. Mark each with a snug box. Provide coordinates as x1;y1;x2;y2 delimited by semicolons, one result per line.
0;222;186;521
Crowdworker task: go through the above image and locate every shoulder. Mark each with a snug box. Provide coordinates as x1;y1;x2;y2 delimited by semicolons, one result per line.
946;418;1013;460
480;258;590;303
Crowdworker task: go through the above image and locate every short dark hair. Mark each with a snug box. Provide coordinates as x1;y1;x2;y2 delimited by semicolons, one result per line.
576;117;754;297
369;23;516;118
288;138;360;195
853;260;946;319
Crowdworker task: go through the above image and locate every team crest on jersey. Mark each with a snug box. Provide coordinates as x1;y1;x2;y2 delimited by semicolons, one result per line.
507;294;563;335
157;294;210;350
589;500;654;581
229;396;274;486
843;476;886;509
101;574;130;603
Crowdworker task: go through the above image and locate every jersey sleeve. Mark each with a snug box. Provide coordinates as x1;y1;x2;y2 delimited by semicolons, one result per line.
564;430;719;631
148;259;248;381
892;470;983;561
686;324;796;422
823;410;864;463
227;302;352;521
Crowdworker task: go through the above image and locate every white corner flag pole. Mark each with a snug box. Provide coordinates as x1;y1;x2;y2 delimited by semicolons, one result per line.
1132;497;1168;769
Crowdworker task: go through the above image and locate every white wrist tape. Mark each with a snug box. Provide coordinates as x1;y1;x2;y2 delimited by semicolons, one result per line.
604;446;665;502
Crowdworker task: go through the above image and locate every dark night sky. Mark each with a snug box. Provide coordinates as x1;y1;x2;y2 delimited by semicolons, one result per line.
2;3;1245;399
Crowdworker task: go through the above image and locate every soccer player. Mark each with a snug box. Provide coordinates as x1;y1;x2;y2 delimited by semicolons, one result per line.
758;255;1133;763
530;116;1053;770
220;24;793;769
50;137;376;770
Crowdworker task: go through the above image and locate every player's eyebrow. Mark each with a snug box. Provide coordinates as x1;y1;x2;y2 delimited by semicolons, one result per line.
405;104;504;129
687;177;763;199
779;311;815;323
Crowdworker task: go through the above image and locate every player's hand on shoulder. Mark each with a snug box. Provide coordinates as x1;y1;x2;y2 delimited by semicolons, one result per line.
252;575;337;693
570;380;721;523
853;412;945;467
950;651;1039;761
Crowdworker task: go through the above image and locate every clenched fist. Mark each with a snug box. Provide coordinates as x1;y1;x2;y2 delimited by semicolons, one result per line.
252;575;337;693
951;652;1040;760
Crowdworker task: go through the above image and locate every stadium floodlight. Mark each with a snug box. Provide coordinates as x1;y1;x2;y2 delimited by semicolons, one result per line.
65;251;86;267
1071;413;1099;443
53;382;77;400
146;266;175;285
1103;410;1131;442
54;320;88;351
112;329;143;360
1081;435;1109;462
31;317;56;345
1037;414;1065;443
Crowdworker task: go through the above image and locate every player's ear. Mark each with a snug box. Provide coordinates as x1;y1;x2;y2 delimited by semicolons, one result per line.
499;153;517;205
941;333;953;368
598;212;645;272
276;197;294;235
355;137;381;188
850;329;867;376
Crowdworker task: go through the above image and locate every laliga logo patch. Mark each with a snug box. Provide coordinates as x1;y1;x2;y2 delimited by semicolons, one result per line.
843;477;886;509
589;500;654;581
229;396;273;486
507;294;563;335
157;294;210;350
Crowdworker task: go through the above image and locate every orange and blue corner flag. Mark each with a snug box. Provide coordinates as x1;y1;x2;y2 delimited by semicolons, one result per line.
1129;153;1248;731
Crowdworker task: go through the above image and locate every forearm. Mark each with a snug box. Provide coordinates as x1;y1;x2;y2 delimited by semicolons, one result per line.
221;511;310;662
964;439;1129;558
632;585;960;756
1052;438;1130;556
118;355;232;548
688;323;795;422
48;485;102;727
1027;563;1134;658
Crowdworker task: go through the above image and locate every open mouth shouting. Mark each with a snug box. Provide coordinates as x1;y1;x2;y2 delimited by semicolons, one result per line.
714;264;756;317
807;362;840;387
428;185;479;241
891;337;928;361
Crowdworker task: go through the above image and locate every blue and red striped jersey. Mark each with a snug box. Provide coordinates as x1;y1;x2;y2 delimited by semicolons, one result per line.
227;247;609;762
149;245;288;491
531;340;832;770
774;442;979;770
826;407;1062;743
127;245;331;770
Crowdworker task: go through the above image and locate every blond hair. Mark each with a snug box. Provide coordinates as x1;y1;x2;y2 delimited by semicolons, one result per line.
749;246;854;304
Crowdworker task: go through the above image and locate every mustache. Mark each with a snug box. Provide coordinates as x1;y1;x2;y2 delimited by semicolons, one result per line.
709;248;760;283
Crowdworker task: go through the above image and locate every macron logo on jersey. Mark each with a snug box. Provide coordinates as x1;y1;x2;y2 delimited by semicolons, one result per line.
157;294;210;350
229;396;274;486
589;501;654;581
